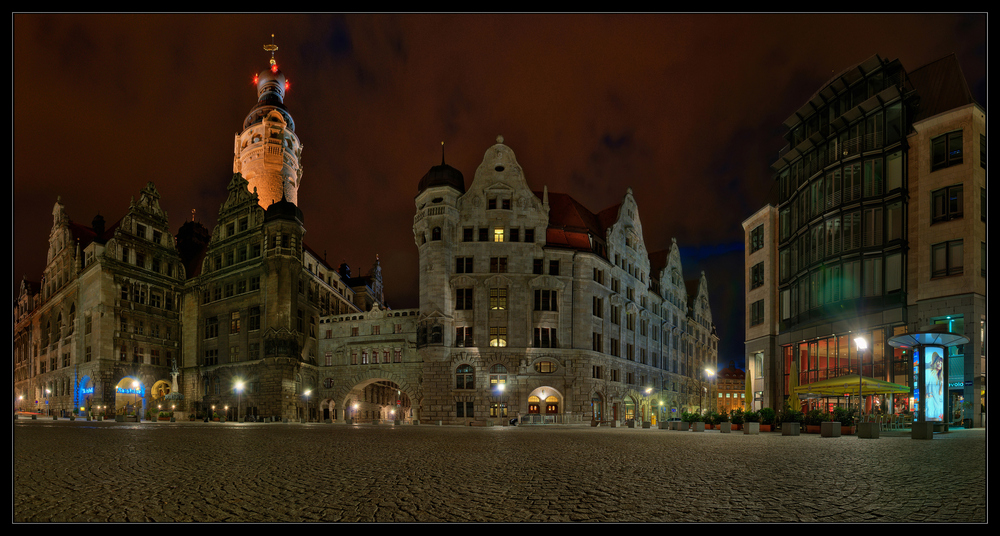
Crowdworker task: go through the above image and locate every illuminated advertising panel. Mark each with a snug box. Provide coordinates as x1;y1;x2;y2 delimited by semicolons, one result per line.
923;346;945;422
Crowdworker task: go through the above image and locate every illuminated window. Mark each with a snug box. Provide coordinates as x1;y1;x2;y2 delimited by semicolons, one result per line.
489;326;508;347
489;364;508;385
494;228;504;242
489;288;507;310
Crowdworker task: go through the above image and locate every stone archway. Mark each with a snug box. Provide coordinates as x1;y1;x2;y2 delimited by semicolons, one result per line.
341;379;412;423
114;377;145;417
335;370;418;423
319;398;337;422
525;385;564;424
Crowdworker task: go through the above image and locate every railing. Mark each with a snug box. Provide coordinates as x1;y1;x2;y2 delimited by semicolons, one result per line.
518;413;588;425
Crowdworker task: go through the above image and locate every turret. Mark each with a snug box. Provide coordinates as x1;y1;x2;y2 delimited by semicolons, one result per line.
233;36;303;208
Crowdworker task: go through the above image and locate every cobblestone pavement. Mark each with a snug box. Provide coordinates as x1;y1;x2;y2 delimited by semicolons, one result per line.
13;418;986;523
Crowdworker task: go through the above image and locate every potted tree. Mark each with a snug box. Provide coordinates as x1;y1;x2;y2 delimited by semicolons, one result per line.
833;406;856;435
689;411;705;432
729;408;745;431
781;405;803;436
743;409;760;434
703;410;719;430
759;407;776;432
804;409;824;434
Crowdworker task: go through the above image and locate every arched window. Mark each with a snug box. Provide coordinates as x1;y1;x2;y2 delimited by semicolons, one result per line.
456;364;474;390
432;227;441;241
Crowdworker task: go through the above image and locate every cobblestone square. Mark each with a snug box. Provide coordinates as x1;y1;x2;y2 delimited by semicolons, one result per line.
13;419;986;523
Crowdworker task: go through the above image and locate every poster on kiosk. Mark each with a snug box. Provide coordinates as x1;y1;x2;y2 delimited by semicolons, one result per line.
919;346;946;422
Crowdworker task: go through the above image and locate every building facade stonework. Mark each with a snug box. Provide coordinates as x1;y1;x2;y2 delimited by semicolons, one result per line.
15;48;721;426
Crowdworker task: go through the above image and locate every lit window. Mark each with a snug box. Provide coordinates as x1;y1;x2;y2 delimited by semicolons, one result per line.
489;326;508;347
494;228;504;242
489;288;507;310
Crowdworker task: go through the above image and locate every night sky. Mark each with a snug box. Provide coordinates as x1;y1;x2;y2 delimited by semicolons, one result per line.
13;14;987;371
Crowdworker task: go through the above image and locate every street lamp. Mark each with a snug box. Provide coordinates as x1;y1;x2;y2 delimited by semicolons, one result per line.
495;383;506;425
235;381;244;422
644;387;652;425
303;389;312;422
132;380;140;419
855;336;868;420
701;369;715;415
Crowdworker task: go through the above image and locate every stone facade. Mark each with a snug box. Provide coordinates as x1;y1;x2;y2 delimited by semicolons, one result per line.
14;48;721;427
409;137;719;425
14;52;372;422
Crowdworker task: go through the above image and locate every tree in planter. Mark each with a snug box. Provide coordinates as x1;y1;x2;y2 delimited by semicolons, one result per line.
804;409;825;430
759;407;776;426
780;400;803;424
831;406;853;424
730;408;745;426
744;410;760;423
705;409;722;426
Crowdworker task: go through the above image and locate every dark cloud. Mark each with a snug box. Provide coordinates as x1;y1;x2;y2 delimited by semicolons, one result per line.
14;13;986;371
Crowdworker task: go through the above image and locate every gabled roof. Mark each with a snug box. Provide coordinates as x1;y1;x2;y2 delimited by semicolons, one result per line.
534;190;624;255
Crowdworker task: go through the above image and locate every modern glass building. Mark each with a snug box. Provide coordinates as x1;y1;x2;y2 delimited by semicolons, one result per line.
745;54;985;426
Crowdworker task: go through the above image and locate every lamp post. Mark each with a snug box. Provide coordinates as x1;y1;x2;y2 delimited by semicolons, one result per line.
701;369;715;415
854;337;868;420
495;383;506;425
235;381;244;422
303;389;311;423
644;387;652;426
131;380;140;420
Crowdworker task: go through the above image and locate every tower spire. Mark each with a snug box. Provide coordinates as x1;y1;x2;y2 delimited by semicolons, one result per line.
234;35;303;208
264;34;278;68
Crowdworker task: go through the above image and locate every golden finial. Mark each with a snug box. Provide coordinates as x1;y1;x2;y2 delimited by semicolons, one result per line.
264;34;278;66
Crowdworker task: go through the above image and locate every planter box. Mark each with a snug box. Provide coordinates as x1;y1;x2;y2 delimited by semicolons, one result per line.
841;425;856;435
691;422;705;432
760;424;773;432
659;421;670;430
821;421;842;437
642;421;651;429
719;422;731;433
744;422;760;435
782;422;800;436
858;422;879;439
806;425;820;434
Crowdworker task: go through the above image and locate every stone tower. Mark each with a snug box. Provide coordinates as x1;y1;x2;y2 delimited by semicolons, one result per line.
233;37;303;208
